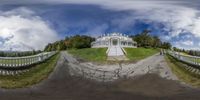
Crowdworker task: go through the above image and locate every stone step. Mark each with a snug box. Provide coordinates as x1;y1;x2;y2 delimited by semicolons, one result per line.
108;46;125;56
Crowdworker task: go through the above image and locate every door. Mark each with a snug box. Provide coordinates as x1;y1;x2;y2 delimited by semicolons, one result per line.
112;39;118;46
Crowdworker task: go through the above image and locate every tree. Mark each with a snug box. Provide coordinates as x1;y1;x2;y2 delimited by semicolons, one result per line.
161;42;172;49
133;29;152;47
152;36;161;48
133;29;164;48
44;35;95;51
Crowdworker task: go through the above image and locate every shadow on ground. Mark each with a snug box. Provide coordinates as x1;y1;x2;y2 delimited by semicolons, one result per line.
0;54;200;100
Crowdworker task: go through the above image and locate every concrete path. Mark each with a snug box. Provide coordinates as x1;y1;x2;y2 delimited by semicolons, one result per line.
64;51;178;82
108;46;124;56
0;51;200;100
121;53;178;80
107;46;129;61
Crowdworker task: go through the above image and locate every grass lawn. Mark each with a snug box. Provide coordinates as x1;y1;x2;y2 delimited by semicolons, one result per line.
125;48;159;61
165;55;200;87
0;53;59;89
68;48;107;62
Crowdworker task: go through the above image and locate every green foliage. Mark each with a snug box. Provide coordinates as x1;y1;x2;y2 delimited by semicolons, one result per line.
133;30;153;47
69;35;94;49
68;48;107;62
125;48;159;61
132;29;171;49
161;42;172;49
44;35;95;51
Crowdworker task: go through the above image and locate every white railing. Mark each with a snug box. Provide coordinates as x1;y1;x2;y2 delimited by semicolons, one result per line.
106;47;110;54
121;47;127;55
0;51;57;68
167;50;200;66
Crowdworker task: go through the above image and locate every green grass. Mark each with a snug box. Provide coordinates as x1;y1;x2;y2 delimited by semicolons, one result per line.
68;48;107;62
125;48;159;61
165;55;200;87
68;48;158;62
0;53;59;89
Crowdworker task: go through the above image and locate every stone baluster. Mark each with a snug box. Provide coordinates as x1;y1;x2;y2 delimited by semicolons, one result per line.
26;57;28;65
35;56;37;63
31;57;33;64
4;59;6;66
33;56;35;63
23;58;25;66
11;59;13;67
28;58;30;65
1;58;2;66
5;59;7;67
2;59;4;66
12;59;14;67
29;57;31;65
15;59;17;67
21;58;23;66
17;58;19;67
33;56;35;64
24;58;26;66
0;58;2;66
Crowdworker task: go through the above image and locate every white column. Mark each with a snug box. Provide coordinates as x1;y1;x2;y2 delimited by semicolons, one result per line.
118;39;120;47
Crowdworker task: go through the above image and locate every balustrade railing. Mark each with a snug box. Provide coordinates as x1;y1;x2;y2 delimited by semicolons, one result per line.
0;51;57;68
167;50;200;66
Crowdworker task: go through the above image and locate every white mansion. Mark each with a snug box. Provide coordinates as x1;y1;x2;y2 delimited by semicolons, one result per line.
91;33;137;57
91;33;137;48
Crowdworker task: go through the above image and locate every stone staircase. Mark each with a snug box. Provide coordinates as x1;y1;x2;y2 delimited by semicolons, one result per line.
108;46;124;56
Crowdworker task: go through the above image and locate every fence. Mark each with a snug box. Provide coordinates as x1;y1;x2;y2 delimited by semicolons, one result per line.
0;51;57;68
167;50;200;66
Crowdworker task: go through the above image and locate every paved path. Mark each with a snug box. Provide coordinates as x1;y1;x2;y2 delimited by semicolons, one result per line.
0;51;200;100
121;53;178;80
108;46;124;56
64;52;178;82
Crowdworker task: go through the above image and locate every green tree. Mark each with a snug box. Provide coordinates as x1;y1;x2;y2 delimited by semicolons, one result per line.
133;29;153;47
161;42;172;49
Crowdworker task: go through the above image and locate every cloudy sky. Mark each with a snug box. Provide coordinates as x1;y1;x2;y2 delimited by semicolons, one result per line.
0;0;200;51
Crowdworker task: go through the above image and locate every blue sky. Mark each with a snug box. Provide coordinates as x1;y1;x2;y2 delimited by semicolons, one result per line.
0;0;200;51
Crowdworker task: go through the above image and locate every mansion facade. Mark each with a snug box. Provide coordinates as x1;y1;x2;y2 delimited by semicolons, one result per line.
91;33;137;48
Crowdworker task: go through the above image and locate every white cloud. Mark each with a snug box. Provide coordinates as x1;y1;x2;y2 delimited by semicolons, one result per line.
68;0;200;49
47;0;200;39
181;40;194;46
0;7;59;51
1;0;200;49
173;40;194;50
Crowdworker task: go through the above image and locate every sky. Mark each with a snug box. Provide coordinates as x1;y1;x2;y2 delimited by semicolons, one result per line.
0;0;200;51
